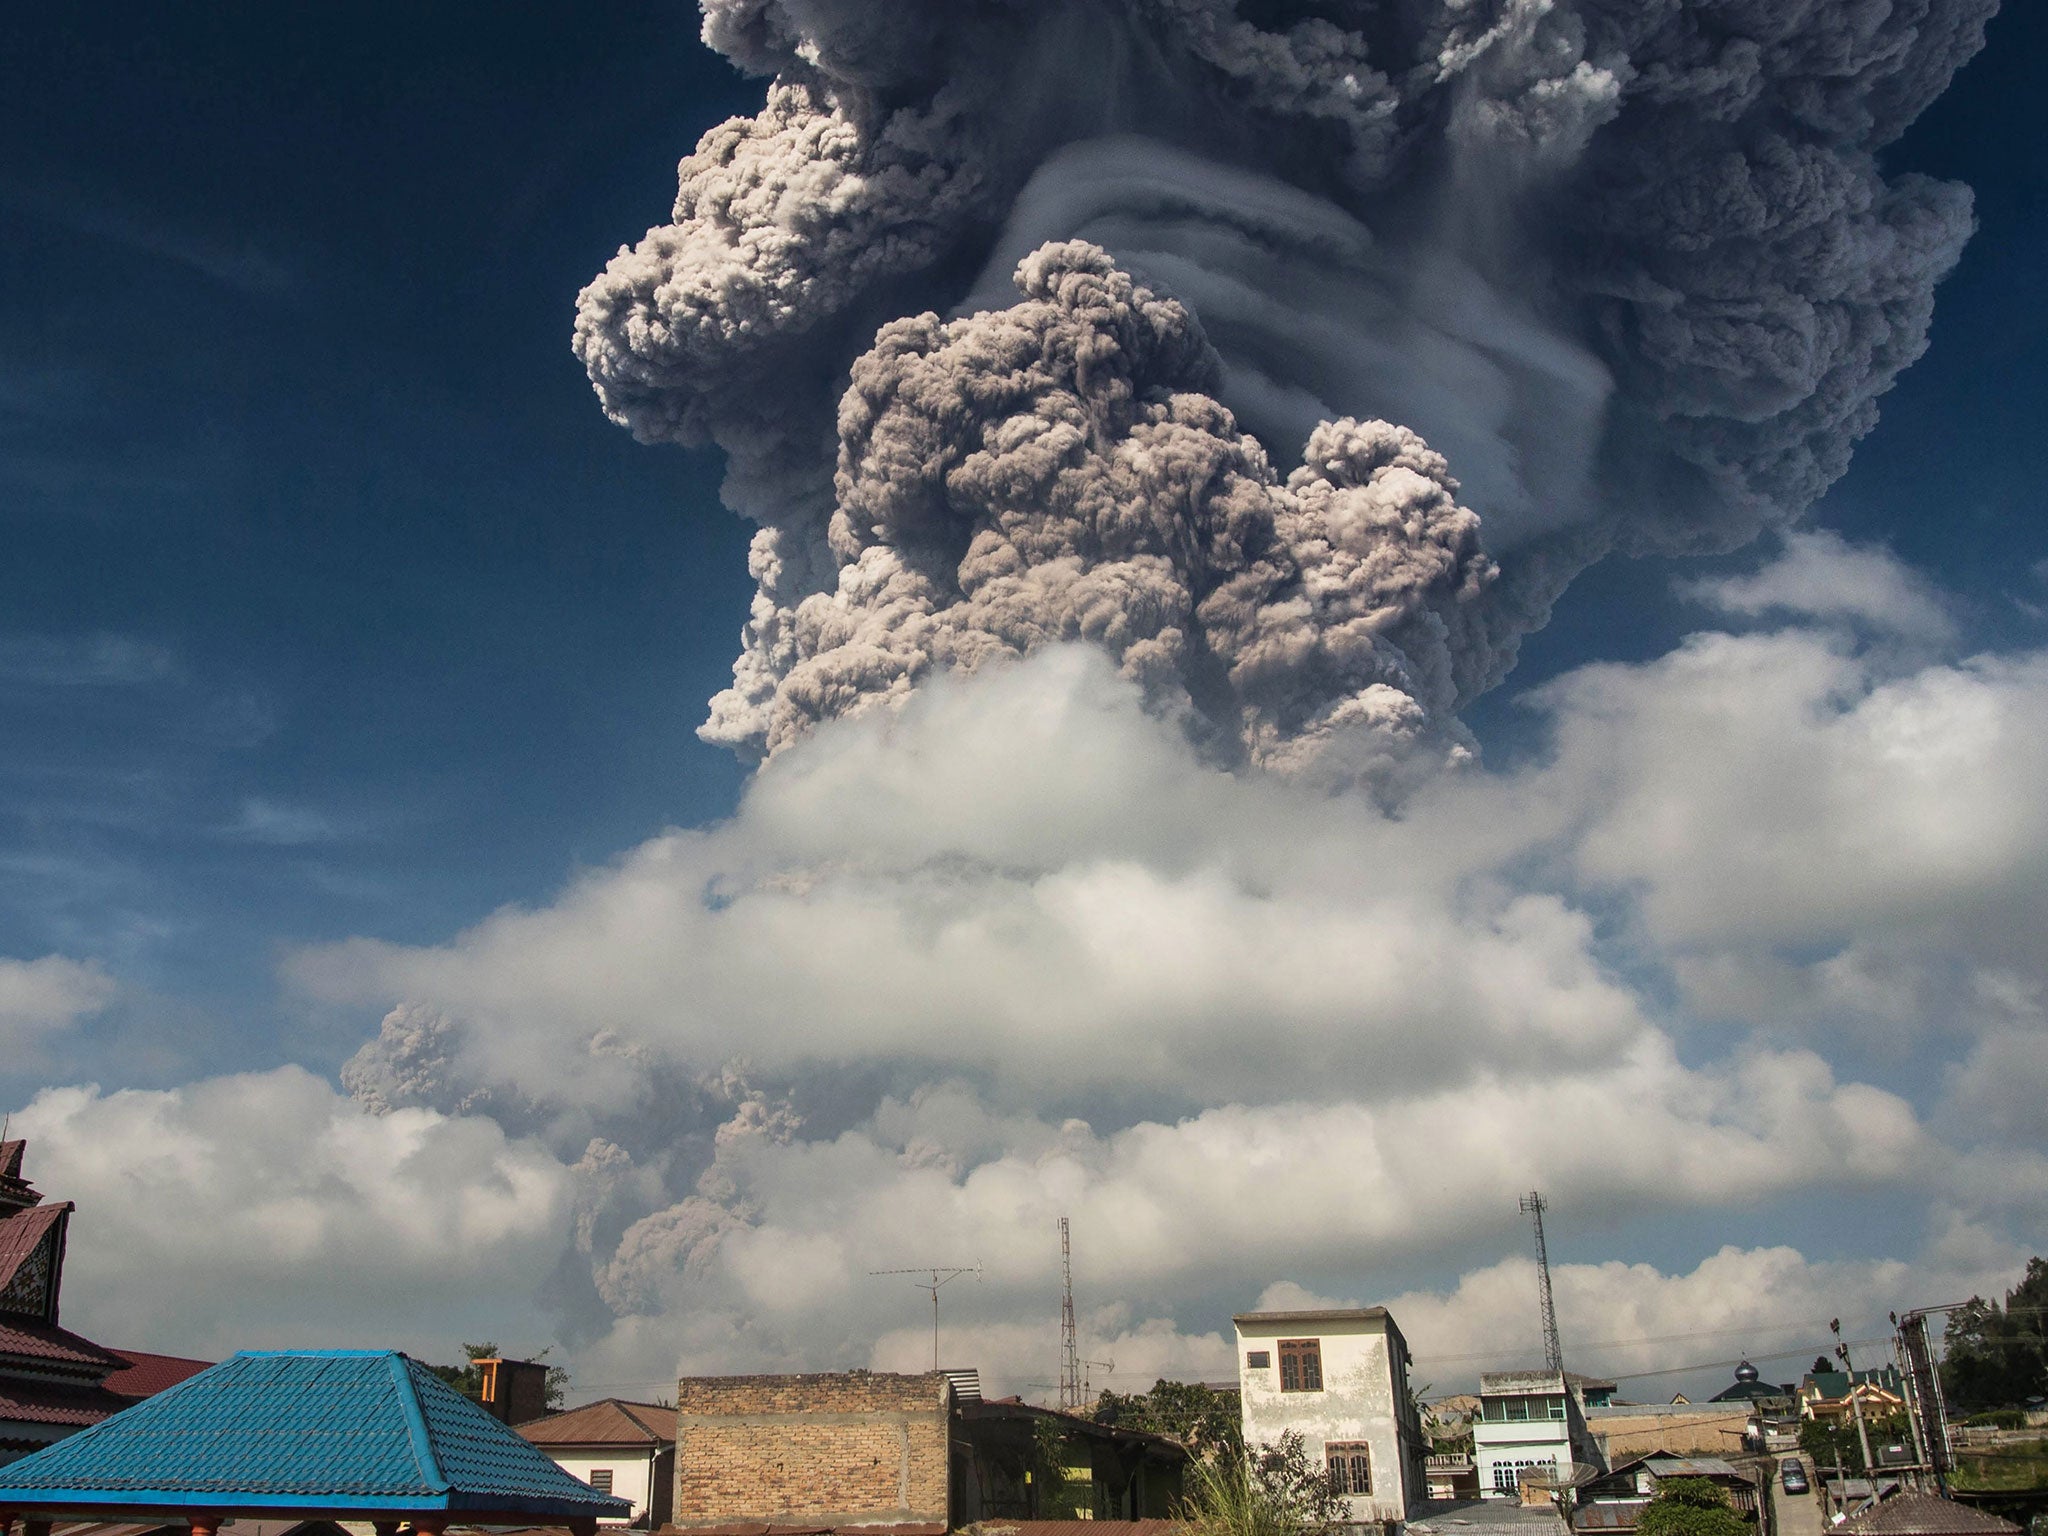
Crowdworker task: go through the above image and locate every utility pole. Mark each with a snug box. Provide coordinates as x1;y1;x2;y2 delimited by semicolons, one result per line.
872;1263;982;1371
1894;1303;1966;1494
1521;1191;1564;1375
1056;1220;1089;1417
1832;1318;1876;1476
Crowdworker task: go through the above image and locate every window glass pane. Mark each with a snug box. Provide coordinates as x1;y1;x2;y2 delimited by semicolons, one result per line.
1506;1398;1529;1421
1279;1340;1321;1392
1247;1351;1270;1369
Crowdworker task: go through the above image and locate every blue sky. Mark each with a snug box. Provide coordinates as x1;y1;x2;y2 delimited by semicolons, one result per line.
3;1;2040;1101
4;4;2045;1398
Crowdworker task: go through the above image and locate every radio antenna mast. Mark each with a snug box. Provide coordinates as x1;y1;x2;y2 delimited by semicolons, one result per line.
871;1263;982;1371
1520;1191;1564;1375
1059;1217;1082;1409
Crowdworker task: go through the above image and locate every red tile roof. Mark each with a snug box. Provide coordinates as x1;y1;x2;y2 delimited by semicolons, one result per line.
0;1316;128;1371
517;1398;675;1447
102;1348;215;1400
0;1200;68;1296
0;1374;132;1427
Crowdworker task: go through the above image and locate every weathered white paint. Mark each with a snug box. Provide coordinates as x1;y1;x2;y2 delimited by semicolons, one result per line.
1235;1306;1426;1524
543;1447;658;1524
1471;1370;1597;1499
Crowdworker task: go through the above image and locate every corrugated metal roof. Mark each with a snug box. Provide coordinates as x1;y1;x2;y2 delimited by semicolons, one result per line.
0;1350;632;1517
1838;1496;2021;1536
517;1399;674;1448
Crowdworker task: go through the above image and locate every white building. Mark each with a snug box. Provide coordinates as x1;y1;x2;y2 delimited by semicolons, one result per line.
517;1397;676;1526
1236;1306;1427;1525
1472;1371;1600;1499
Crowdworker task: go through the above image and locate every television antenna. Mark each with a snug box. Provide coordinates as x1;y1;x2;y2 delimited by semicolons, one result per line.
1521;1191;1564;1375
871;1262;982;1371
1078;1356;1116;1404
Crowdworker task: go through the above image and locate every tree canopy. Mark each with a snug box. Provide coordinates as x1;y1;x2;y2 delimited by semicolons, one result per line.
1636;1478;1751;1536
1942;1258;2048;1413
1093;1379;1245;1458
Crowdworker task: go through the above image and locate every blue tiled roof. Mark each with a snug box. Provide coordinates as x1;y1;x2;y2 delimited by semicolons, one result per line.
0;1350;631;1517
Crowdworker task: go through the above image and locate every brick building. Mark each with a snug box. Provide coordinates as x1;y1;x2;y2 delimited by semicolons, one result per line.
674;1370;953;1529
669;1369;1187;1530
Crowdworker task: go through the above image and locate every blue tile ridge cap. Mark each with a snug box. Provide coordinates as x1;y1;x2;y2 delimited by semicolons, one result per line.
388;1352;451;1494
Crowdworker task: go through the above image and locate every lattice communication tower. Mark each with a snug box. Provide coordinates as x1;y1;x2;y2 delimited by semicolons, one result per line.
1521;1190;1564;1375
1059;1216;1082;1409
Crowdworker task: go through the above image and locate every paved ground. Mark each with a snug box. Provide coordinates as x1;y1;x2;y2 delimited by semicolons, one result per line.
1772;1454;1826;1536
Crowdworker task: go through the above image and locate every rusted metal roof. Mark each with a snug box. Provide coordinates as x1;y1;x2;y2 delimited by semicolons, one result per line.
1838;1495;2021;1536
517;1398;675;1448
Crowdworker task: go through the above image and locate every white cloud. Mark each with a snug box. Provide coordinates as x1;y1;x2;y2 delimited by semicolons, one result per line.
8;564;2033;1398
12;1067;576;1359
0;953;116;1053
1541;634;2048;1002
1683;530;1956;643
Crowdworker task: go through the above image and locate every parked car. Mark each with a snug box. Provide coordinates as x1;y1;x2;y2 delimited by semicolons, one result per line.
1780;1462;1809;1495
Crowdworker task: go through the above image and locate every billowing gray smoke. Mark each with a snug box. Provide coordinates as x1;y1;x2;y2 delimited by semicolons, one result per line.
576;0;1994;774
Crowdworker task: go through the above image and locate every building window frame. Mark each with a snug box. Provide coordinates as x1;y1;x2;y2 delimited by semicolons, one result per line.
1328;1441;1372;1498
1278;1339;1323;1392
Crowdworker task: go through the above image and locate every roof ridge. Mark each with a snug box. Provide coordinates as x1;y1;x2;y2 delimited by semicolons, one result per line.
390;1352;451;1493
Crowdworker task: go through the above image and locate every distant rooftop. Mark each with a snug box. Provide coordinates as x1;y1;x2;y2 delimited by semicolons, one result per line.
1233;1306;1390;1327
1838;1495;2020;1536
1410;1498;1571;1536
1481;1370;1568;1394
517;1399;674;1449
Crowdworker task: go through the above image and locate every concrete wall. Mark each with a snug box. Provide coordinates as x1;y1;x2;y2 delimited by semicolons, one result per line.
546;1446;676;1526
1237;1312;1421;1523
1586;1408;1751;1461
671;1371;951;1527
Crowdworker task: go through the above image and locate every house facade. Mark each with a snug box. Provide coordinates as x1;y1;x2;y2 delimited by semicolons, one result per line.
1799;1367;1905;1424
1473;1370;1601;1499
1235;1306;1426;1525
519;1398;676;1527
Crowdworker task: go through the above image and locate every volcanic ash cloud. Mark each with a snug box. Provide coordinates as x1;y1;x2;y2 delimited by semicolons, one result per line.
575;0;1994;770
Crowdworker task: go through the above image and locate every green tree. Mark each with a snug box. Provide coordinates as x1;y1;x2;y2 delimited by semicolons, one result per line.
1943;1259;2048;1414
1636;1478;1751;1536
1093;1380;1245;1459
1184;1432;1344;1536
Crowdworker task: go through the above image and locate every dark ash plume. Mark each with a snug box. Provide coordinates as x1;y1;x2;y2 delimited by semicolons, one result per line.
576;0;1995;769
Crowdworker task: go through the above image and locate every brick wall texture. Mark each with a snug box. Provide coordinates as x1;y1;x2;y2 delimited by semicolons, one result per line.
672;1371;952;1526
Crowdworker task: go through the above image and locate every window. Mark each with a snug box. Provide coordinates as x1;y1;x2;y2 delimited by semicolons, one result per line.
1545;1395;1567;1420
1505;1396;1530;1421
1278;1339;1323;1392
1327;1442;1371;1497
1492;1458;1556;1493
588;1468;614;1495
1246;1350;1271;1370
